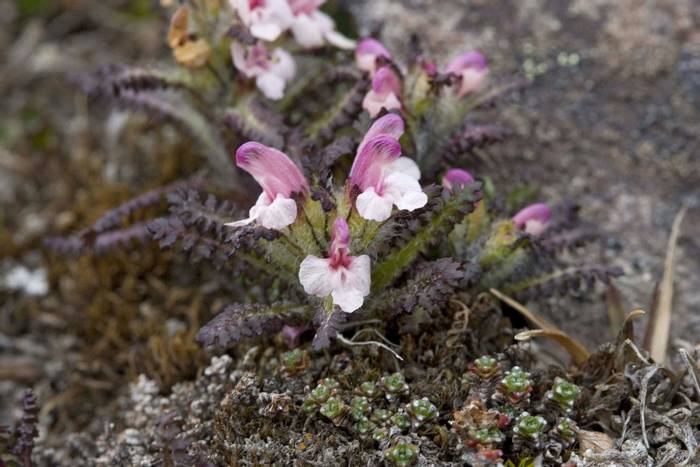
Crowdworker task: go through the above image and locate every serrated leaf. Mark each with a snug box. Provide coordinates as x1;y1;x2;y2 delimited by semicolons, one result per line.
197;302;312;351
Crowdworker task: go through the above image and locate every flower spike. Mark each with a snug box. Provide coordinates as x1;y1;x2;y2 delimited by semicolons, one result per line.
227;142;309;230
349;115;427;222
299;218;371;312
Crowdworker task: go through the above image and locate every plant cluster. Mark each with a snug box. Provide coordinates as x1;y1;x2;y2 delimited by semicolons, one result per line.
50;1;621;354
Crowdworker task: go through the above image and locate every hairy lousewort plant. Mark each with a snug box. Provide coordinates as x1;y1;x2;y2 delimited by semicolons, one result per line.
298;218;371;312
52;0;621;362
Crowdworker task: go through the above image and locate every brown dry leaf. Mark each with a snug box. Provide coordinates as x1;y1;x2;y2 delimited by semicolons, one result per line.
645;206;687;363
168;5;189;48
578;429;614;454
173;39;211;68
515;329;590;366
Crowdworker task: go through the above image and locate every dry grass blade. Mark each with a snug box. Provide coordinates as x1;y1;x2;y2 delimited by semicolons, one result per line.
490;287;590;365
620;308;646;344
606;284;626;335
515;329;590;366
645;206;687;363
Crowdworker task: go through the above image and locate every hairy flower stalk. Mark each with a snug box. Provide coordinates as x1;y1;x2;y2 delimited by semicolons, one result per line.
232;42;296;100
445;51;489;98
349;114;427;221
512;203;551;236
299;218;371;312
362;67;402;117
226;142;309;229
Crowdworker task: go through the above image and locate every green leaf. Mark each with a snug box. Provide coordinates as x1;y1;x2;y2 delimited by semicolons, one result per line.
371;183;481;292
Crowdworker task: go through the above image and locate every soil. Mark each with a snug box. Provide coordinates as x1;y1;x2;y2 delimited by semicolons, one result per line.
1;0;699;465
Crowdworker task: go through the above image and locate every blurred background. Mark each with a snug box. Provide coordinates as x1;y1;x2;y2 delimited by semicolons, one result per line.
1;0;698;453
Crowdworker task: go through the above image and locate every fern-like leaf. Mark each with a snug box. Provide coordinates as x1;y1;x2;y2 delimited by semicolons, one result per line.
371;183;482;291
372;258;480;319
504;264;624;301
197;302;312;351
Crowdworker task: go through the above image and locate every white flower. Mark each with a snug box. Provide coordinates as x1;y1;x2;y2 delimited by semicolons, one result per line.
288;0;356;49
298;218;371;312
226;141;309;230
231;42;296;100
230;0;294;42
348;114;427;222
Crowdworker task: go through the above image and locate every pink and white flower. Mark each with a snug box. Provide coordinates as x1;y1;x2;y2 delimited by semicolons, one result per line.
444;51;489;98
442;168;475;192
355;38;392;75
226;141;309;230
512;203;551;236
231;42;296;100
298;218;371;312
362;66;402;117
230;0;293;42
349;114;427;222
288;0;355;49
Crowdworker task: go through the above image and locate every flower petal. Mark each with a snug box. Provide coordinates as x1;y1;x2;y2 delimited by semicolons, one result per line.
372;66;401;95
388;157;421;180
299;255;334;297
256;72;286;100
236;142;309;199
324;29;357;50
383;172;428;211
270;48;296;81
291;13;325;48
357;113;404;155
512;203;551;229
250;21;285;42
362;90;397;118
457;67;488;97
445;51;487;75
330;255;370;312
442;168;474;191
355;38;391;73
330;217;350;253
257;194;298;229
356;187;394;222
349;135;402;191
